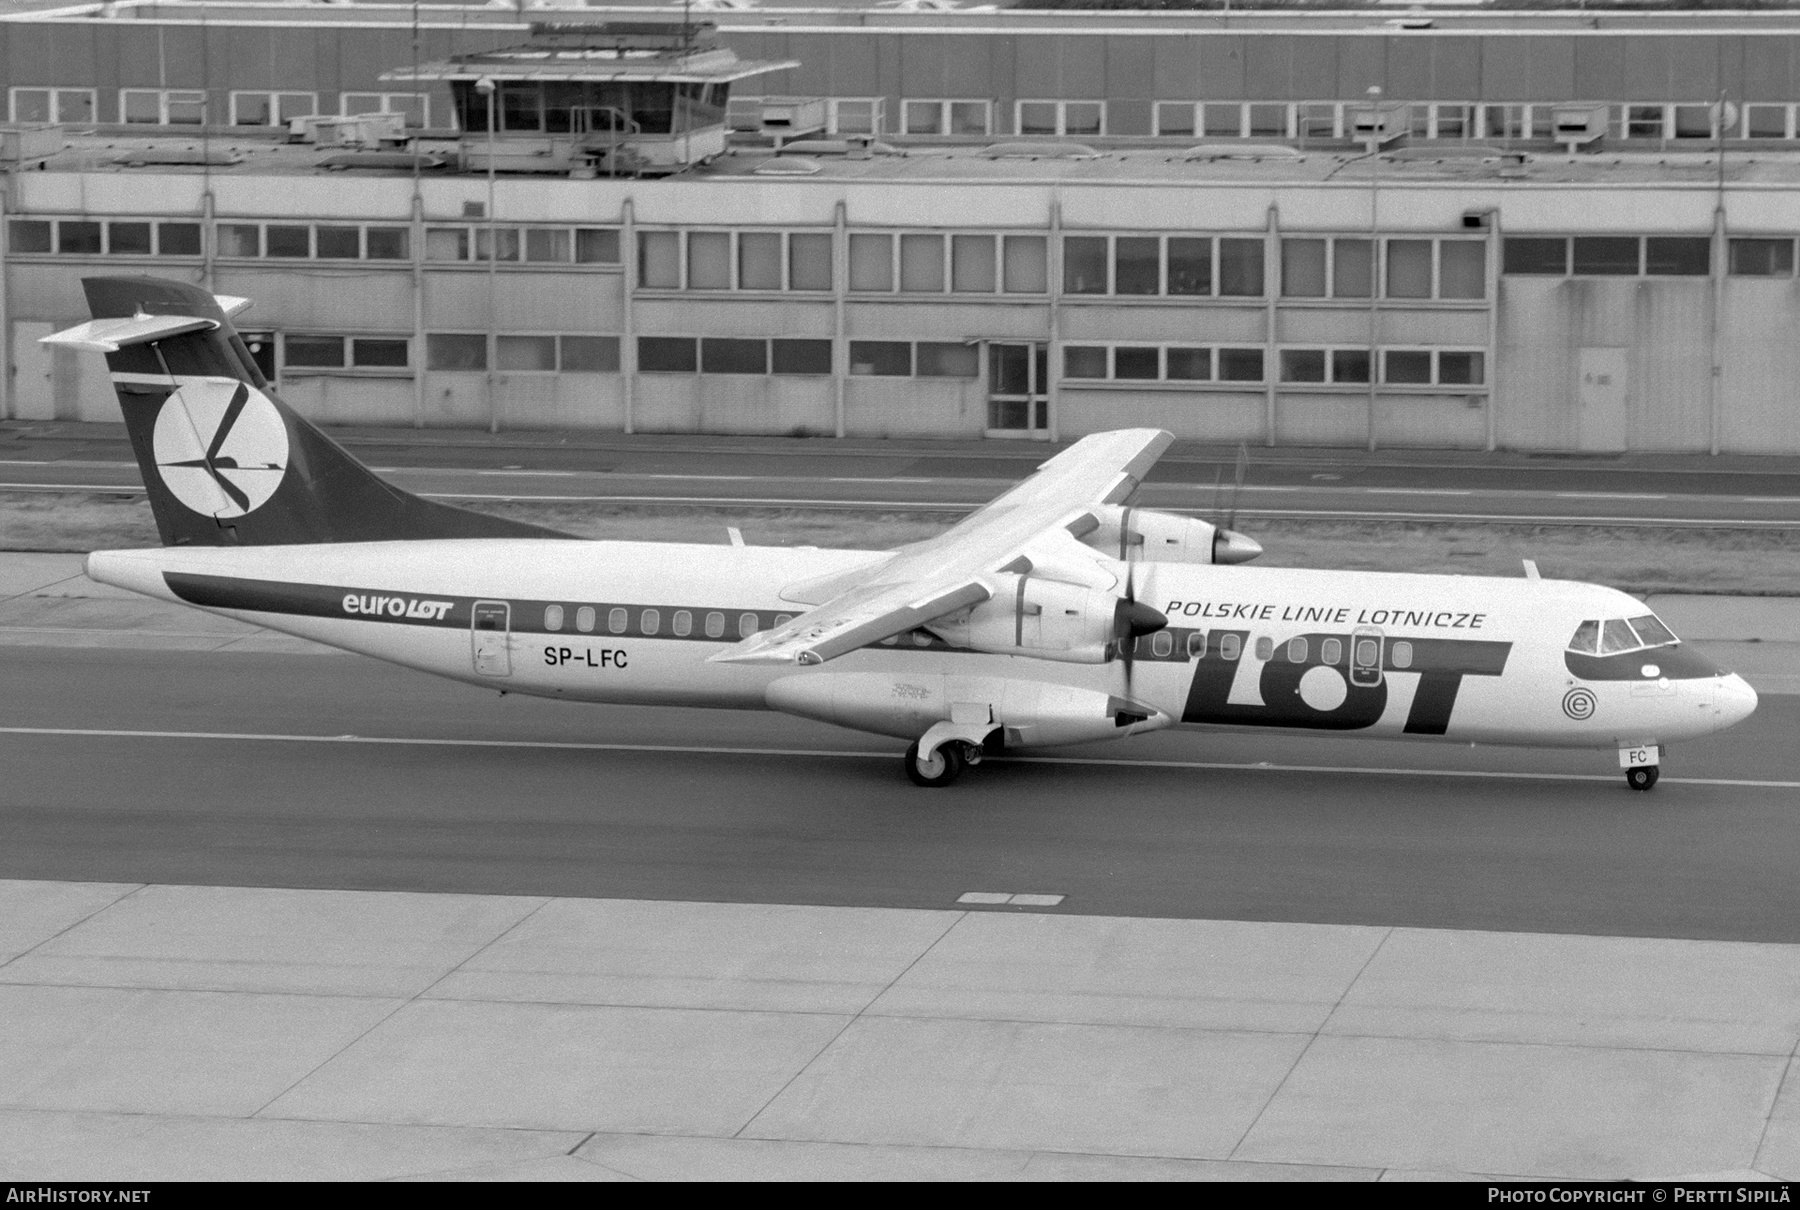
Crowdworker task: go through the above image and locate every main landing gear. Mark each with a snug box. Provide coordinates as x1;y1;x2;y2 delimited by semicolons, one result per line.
905;739;979;788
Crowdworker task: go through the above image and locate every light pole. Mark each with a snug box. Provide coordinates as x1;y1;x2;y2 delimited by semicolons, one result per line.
1366;83;1382;453
475;75;498;434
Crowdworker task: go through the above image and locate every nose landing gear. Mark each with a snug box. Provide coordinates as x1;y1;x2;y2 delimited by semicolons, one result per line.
1621;744;1661;791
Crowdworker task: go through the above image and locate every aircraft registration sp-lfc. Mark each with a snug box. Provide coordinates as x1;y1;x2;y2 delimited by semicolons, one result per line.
47;276;1757;789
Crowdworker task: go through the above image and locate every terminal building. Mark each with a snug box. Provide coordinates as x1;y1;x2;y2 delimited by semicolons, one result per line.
2;2;1799;454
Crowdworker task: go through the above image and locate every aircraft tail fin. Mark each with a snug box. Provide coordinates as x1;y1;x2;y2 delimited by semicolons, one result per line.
44;275;569;547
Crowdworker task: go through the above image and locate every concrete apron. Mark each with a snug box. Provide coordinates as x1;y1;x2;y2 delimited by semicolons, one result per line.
3;554;1798;693
0;879;1793;1182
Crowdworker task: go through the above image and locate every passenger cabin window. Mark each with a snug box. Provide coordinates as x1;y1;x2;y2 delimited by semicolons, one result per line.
608;607;628;634
1254;636;1274;661
576;606;595;633
1187;632;1206;658
544;605;564;632
1321;638;1342;665
1287;637;1308;663
739;612;759;638
1220;634;1242;661
641;609;661;636
705;612;725;638
1391;641;1413;669
1152;631;1173;657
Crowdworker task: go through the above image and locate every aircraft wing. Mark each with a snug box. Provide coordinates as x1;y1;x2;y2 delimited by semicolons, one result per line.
710;428;1173;666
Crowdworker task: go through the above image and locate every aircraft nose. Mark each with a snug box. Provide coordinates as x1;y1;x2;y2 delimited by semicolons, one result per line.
1717;673;1758;726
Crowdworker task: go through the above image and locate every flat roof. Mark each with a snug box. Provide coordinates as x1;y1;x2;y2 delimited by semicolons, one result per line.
10;1;1800;35
16;128;1800;189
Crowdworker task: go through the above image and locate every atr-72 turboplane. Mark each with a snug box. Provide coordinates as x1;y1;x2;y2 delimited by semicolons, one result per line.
48;276;1757;789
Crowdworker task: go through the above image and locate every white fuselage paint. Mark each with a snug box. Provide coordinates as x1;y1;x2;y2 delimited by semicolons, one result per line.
86;539;1758;753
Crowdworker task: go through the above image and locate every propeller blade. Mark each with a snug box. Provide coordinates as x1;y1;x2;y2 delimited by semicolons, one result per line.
1227;442;1249;532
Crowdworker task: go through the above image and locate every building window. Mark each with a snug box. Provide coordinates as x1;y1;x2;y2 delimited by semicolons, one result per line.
1204;103;1244;138
1114;347;1159;380
1114;237;1160;295
7;220;51;253
850;233;894;291
687;231;731;289
1386;240;1432;298
917;343;978;377
701;337;768;375
426;334;488;371
1644;237;1710;276
900;234;946;292
1282;239;1327;298
639;336;698;373
951;235;996;293
849;341;913;376
343;92;428;128
475;228;520;263
561;336;620;372
1280;349;1327;383
830;98;884;135
1440;241;1487;298
366;227;409;260
1624;105;1666;140
313;227;359;259
158;223;202;256
108;222;151;255
1438;350;1485;385
1061;344;1263;384
120;89;206;126
1063;236;1108;294
1744;104;1794;139
903;99;989;136
789;234;833;291
353;338;410;368
1379;349;1485;387
285;336;348;369
1383;350;1433;385
525;228;571;263
426;228;469;262
10;88;96;124
1728;238;1796;277
772;339;832;375
1218;348;1265;382
1503;237;1569;275
55;219;100;254
639;231;680;287
1573;237;1642;276
1154;102;1197;138
497;335;557;372
230;91;316;126
266;226;311;258
1247;103;1289;139
1219;239;1265;296
1016;100;1105;138
576;229;620;264
1003;236;1047;294
1064;346;1108;379
738;232;782;290
218;224;261;258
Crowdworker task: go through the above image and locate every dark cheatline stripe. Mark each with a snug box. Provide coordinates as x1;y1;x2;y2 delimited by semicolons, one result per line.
1565;644;1728;682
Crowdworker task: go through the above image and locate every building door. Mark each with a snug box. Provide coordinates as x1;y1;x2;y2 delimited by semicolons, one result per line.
10;322;55;420
471;600;512;677
987;342;1048;437
1577;347;1628;453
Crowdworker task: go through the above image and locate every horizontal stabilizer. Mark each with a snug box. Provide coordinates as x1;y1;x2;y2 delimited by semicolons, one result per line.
41;313;218;353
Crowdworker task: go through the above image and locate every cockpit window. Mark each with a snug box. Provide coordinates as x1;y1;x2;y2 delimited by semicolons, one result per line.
1600;619;1637;654
1627;614;1677;647
1571;614;1681;655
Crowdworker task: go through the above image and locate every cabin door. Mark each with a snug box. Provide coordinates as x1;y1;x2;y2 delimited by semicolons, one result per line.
471;600;512;677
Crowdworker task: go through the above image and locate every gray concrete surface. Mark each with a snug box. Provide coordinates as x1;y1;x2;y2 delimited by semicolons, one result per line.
3;642;1798;941
0;880;1792;1182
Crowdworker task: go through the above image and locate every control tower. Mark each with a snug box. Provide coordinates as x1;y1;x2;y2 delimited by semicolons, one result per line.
384;21;798;177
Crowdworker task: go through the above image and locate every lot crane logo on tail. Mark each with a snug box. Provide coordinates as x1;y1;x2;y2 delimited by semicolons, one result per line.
151;379;289;518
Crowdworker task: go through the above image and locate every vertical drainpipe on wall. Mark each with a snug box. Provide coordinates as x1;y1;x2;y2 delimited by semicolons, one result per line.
1047;195;1062;444
0;168;12;423
833;198;847;439
621;196;636;435
411;188;426;429
1709;184;1726;456
201;190;216;294
1263;204;1279;447
1485;209;1501;452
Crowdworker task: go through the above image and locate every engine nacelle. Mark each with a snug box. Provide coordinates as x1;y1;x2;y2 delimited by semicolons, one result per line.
1078;505;1262;565
765;672;1170;747
923;574;1125;664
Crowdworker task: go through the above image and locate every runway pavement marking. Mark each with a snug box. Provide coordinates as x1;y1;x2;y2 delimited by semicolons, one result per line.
2;726;1797;789
957;892;1067;906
